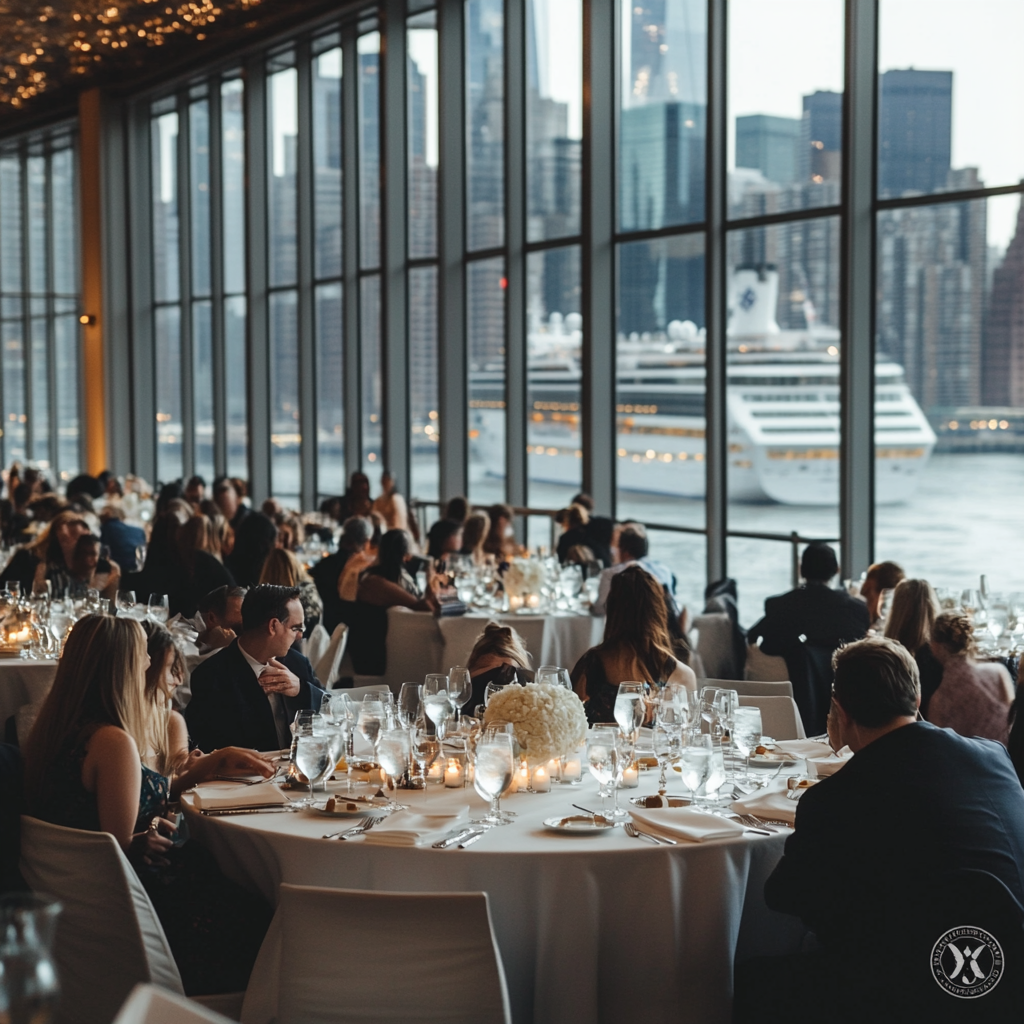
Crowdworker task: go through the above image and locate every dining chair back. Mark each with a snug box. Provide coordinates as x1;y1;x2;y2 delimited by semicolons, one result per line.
729;679;794;698
737;694;806;740
744;643;790;681
313;623;348;688
114;984;235;1024
19;816;184;1024
691;612;739;680
240;884;512;1024
303;623;330;667
335;683;391;702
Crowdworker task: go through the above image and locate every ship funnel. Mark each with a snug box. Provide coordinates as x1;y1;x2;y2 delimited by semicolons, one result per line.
728;264;780;338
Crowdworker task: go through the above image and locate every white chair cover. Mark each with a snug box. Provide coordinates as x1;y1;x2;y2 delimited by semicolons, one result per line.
115;985;235;1024
738;694;807;740
729;679;794;698
334;683;391;702
303;623;330;667
691;613;737;680
383;607;444;691
19;816;184;1024
744;643;790;681
313;624;348;688
241;884;512;1024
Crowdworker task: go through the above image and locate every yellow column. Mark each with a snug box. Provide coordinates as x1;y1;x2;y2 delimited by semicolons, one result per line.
78;88;107;475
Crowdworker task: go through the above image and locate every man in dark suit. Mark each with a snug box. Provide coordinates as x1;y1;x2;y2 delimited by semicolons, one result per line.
185;584;327;753
736;637;1024;1021
310;515;372;634
747;542;869;734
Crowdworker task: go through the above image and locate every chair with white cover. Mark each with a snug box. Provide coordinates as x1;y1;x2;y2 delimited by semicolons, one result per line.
691;612;739;680
383;607;444;692
313;623;349;688
730;679;794;698
744;642;790;681
302;623;330;668
240;884;512;1024
19;817;243;1024
738;694;806;740
114;985;236;1024
334;683;391;702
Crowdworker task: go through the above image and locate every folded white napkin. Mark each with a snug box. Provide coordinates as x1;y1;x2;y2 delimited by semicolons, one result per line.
191;783;289;811
729;786;799;826
805;745;853;777
774;739;835;760
629;807;746;843
360;807;470;848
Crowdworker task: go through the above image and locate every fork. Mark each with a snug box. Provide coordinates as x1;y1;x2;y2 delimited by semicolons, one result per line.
322;816;383;840
623;822;675;845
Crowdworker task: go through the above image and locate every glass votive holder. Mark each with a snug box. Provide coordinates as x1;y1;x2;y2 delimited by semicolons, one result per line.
531;765;552;793
618;761;640;789
559;755;583;785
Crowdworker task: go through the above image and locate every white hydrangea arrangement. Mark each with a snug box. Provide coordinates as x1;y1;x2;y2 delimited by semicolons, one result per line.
483;682;588;766
503;557;547;599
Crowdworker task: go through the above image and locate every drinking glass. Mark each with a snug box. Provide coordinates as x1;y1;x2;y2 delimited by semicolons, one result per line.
376;727;411;810
731;707;762;781
357;699;384;750
586;724;627;818
294;735;331;806
471;730;515;826
397;682;422;728
412;725;441;788
115;590;137;618
5;581;20;598
960;589;982;618
614;682;647;752
679;733;711;802
483;680;510;706
652;719;683;793
536;665;571;690
447;666;473;722
0;893;61;1024
146;593;170;624
422;674;453;741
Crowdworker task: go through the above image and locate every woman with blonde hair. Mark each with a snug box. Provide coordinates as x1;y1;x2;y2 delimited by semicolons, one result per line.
570;564;696;723
883;578;944;717
23;615;273;995
465;621;534;714
259;547;322;639
927;611;1014;743
460;510;492;566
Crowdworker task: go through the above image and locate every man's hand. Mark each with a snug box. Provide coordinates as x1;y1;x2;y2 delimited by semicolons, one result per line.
259;658;301;697
201;625;236;649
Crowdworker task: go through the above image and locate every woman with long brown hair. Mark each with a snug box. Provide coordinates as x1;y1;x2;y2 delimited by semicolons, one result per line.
258;547;322;639
883;578;943;718
23;615;274;995
0;509;96;595
570;564;696;723
169;513;235;618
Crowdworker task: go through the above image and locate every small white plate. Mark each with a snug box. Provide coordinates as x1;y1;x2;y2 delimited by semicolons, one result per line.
542;815;616;834
308;798;388;817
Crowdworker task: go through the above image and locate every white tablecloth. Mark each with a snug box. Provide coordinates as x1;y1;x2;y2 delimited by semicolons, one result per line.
0;658;58;732
185;766;802;1023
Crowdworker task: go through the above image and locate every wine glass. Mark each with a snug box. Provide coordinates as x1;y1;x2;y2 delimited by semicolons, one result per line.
536;665;571;690
357;699;384;766
731;706;762;782
294;735;331;806
376;726;411;810
586;724;627;819
447;666;473;723
678;733;712;802
471;729;515;826
411;725;440;789
614;682;646;752
397;682;422;728
422;674;453;741
484;680;510;706
652;717;683;793
146;593;169;624
115;590;137;619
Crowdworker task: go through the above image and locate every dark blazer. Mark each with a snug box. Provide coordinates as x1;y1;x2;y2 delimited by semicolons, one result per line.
765;722;1024;951
100;518;147;572
185;640;326;753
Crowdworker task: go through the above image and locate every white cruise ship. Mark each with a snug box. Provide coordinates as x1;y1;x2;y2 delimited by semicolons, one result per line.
470;266;935;506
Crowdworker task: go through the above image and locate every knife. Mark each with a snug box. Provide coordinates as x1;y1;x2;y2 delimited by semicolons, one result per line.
200;805;299;816
459;830;485;848
432;828;476;849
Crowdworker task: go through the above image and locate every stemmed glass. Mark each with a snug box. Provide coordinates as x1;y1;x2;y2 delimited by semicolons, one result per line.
613;680;647;782
422;674;453;741
320;695;350;790
586;724;628;819
652;704;685;793
397;682;422;728
447;666;473;724
146;593;170;624
731;707;762;783
357;698;385;753
375;726;411;810
471;729;516;826
294;735;331;807
411;724;440;789
536;665;572;690
678;732;712;803
116;590;137;618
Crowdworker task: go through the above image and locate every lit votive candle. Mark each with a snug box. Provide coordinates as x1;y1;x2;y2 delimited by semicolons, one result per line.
427;761;444;785
619;763;640;789
444;757;464;789
508;594;524;611
532;766;551;793
560;758;582;784
526;593;541;609
517;762;530;793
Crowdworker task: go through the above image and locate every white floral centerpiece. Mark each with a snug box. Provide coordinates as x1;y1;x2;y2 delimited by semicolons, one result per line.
502;558;548;611
483;682;588;767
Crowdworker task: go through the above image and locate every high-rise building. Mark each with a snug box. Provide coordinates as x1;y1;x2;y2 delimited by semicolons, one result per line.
982;199;1024;406
801;90;842;182
878;69;952;198
735;114;800;187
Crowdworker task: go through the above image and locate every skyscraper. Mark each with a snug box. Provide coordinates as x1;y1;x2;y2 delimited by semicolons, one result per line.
982;199;1024;407
801;90;841;182
735;114;800;186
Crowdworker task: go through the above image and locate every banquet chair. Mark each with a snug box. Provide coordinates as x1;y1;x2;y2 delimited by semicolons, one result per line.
333;683;391;702
302;623;330;667
744;643;790;681
240;884;512;1024
737;695;806;740
114;985;236;1024
729;679;794;699
312;623;348;688
691;612;740;680
19;817;244;1024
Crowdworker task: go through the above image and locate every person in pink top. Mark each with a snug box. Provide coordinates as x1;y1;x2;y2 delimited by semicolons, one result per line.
928;611;1014;744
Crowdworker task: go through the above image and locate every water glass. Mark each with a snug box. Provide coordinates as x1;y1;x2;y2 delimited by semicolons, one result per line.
587;724;628;819
397;682;422;728
447;666;473;721
652;720;682;793
536;665;572;690
678;733;711;801
422;674;453;740
0;893;61;1024
146;593;169;624
731;706;762;780
614;682;646;749
471;731;515;826
357;699;384;750
376;727;411;810
412;726;441;789
115;590;137;618
294;735;331;806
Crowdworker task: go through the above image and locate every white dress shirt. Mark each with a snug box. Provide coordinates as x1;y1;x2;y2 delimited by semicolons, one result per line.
238;640;292;748
591;558;676;616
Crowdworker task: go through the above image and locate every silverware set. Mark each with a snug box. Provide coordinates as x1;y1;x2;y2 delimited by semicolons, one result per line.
623;822;676;845
322;816;386;840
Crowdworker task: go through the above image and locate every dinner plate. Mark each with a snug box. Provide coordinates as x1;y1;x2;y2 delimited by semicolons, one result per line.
308;797;389;817
542;814;617;834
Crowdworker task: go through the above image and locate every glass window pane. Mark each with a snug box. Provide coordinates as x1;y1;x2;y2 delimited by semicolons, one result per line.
358;32;381;270
151;111;179;303
2;321;25;466
1;155;22;295
468;256;506;505
361;274;382;481
615;235;705;530
190;99;211;297
879;1;1024;200
725;217;842;599
316;282;344;497
648;528;706;622
728;537;805;627
527;245;582;506
410;265;438;501
192;300;214;483
30;318;49;465
526;0;582;242
221;79;246;295
618;0;706;232
27;156;47;295
874;194;1022;588
51;147;76;297
408;17;438;260
314;46;343;281
225;295;248;477
268;65;298;288
54;314;80;479
155;305;183;482
269;289;300;502
466;0;504;251
728;0;844;219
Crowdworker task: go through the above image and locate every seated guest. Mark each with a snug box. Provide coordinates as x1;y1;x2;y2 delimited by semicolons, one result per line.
275;515;304;552
171;514;235;617
310;515;373;634
859;559;905;628
0;510;90;594
571;492;614;567
195;584;246;652
1007;698;1024;787
129;501;192;603
68;534;121;600
442;495;469;525
349;530;438;676
99;504;147;573
571;565;696;724
736;636;1024;1022
184;475;206;510
212;475;249;532
927;611;1013;743
226;511;277;587
483;503;516;560
155;481;185;516
185;585;327;753
372;469;411;533
339;471;373;520
747;542;869;736
555;504;591;565
426;518;464;567
883;578;944;718
23;615;275;995
465;622;534;715
259;548;322;640
459;510;492;566
591;523;674;616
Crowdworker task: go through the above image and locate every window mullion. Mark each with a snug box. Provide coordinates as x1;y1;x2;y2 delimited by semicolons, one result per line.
178;93;195;480
209;76;228;479
342;28;363;484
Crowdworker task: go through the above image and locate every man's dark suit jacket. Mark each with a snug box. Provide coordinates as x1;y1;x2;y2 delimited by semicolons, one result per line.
747;582;870;734
765;722;1024;950
185;640;327;753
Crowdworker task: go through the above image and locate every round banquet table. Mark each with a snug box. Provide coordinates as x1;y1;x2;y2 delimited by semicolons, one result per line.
184;766;804;1024
0;657;58;733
